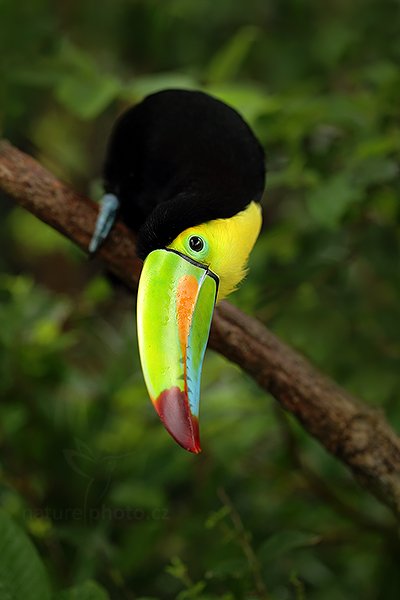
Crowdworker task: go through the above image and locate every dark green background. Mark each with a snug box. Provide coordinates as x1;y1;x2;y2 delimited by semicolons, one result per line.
0;0;399;598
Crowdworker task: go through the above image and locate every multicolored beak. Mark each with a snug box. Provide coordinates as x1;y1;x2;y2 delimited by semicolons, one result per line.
137;249;218;453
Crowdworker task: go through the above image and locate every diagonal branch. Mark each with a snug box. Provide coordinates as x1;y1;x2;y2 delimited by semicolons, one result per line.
1;139;400;520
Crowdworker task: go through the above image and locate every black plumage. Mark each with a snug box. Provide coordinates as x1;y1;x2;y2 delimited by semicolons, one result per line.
102;89;266;259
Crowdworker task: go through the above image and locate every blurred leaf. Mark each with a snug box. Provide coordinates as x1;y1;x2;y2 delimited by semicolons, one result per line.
363;60;399;87
83;278;113;306
0;405;28;436
312;23;356;67
352;156;399;188
355;133;400;159
54;40;120;118
56;74;120;120
258;530;319;562
123;72;198;102
27;515;52;539
307;174;362;227
177;582;206;600
58;580;109;600
205;82;278;124
110;481;165;510
166;557;190;585
205;506;230;530
0;509;51;600
8;209;72;255
207;26;260;83
290;572;306;600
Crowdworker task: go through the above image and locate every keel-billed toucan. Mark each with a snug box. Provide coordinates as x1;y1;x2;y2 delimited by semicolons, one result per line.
90;89;265;453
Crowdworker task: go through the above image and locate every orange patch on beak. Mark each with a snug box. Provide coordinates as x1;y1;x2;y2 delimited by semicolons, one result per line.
176;274;199;361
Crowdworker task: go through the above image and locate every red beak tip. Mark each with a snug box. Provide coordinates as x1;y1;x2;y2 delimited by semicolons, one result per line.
164;424;202;455
186;441;202;454
154;387;201;455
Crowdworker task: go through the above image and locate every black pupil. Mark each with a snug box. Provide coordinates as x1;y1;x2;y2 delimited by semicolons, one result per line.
189;236;204;252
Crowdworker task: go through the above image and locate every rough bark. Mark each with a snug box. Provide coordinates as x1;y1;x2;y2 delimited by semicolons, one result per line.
1;139;400;519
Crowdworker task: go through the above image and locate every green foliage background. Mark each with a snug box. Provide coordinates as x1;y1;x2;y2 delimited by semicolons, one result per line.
0;0;399;598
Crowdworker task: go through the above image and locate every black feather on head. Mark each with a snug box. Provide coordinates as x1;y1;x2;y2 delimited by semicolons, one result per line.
102;89;266;259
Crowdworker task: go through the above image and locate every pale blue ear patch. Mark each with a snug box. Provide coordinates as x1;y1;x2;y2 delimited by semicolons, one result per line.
89;193;120;254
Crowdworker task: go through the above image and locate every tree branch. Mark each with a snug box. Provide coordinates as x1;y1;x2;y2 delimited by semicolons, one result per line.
1;139;400;520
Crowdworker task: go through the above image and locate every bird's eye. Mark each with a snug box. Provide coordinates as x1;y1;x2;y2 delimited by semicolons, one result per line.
189;236;205;253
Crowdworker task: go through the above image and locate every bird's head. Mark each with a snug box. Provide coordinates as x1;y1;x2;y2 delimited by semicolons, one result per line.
168;200;262;301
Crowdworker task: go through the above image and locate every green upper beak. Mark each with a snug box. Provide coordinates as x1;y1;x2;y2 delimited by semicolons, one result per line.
137;249;218;453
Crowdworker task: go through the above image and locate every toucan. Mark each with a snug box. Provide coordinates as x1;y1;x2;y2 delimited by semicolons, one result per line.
89;89;265;453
